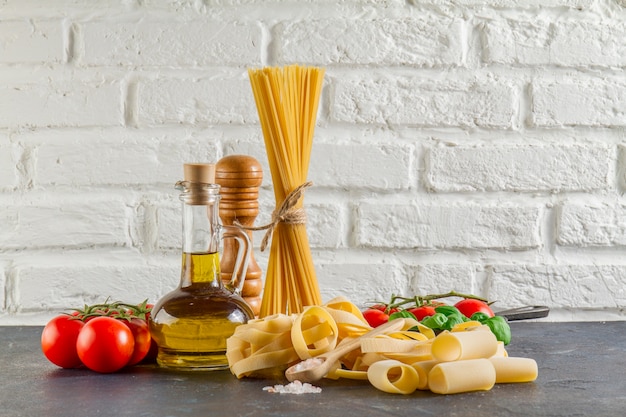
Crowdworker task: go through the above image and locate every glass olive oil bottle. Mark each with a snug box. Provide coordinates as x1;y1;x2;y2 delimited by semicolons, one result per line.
149;163;254;370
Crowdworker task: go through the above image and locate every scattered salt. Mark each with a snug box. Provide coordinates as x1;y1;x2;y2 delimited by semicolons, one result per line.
263;380;322;394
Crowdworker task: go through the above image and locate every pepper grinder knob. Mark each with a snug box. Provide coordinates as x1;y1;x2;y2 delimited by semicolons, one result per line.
215;155;263;316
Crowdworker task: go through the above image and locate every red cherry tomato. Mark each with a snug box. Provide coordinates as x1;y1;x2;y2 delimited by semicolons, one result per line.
362;309;389;327
144;303;153;318
122;318;152;366
407;305;437;321
76;317;134;373
370;304;399;315
454;299;494;318
41;315;85;368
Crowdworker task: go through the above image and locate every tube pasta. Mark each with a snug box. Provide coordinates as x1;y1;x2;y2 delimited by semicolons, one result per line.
494;341;509;358
411;359;440;390
432;328;498;362
428;359;496;395
489;357;538;383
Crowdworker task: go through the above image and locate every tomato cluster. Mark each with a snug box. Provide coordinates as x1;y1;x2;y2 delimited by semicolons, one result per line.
362;294;513;344
362;292;495;328
41;301;156;373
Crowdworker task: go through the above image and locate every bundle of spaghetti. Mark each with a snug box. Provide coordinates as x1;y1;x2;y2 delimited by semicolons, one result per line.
248;65;325;316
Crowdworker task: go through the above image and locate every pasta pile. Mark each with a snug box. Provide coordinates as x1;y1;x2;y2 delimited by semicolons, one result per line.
226;297;538;395
247;65;324;317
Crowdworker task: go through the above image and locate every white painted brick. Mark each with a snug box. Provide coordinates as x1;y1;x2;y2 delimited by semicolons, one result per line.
0;0;137;16
483;19;626;68
137;74;257;125
155;201;181;250
411;0;592;6
489;264;626;309
14;255;179;311
532;76;626;127
276;18;463;66
207;0;404;5
409;264;481;297
0;194;129;249
80;19;261;66
316;261;409;306
357;202;541;249
305;203;345;249
0;135;18;189
0;20;64;64
332;75;516;127
223;129;415;191
0;263;6;312
310;142;412;190
19;128;220;186
0;75;122;128
154;198;343;251
558;201;626;247
243;181;346;249
427;144;611;192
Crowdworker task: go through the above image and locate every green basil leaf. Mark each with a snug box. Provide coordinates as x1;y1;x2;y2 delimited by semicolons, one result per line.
389;310;417;321
484;316;512;345
470;312;490;323
442;313;466;331
421;313;448;330
434;305;462;317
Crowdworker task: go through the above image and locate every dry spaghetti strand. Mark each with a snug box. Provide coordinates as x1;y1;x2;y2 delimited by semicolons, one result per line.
248;65;324;317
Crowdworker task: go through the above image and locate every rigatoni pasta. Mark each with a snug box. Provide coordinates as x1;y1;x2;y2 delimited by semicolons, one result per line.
489;357;538;383
431;329;498;362
428;359;497;395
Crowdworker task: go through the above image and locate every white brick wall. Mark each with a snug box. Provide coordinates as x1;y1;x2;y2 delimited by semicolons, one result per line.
1;0;625;324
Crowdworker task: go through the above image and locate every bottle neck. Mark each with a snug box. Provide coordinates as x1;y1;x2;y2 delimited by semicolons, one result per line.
178;182;222;287
181;202;220;254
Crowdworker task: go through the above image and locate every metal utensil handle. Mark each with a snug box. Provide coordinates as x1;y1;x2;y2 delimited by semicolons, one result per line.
496;306;550;321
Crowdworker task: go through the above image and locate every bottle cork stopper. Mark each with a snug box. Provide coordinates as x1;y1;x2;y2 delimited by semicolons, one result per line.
183;163;216;183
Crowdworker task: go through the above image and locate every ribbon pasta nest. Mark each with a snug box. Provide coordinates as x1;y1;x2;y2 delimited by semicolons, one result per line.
226;296;538;395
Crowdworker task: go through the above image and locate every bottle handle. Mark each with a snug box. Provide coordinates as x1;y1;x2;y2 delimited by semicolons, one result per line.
221;225;251;295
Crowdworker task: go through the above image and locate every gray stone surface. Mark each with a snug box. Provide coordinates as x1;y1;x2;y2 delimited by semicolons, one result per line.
1;322;625;416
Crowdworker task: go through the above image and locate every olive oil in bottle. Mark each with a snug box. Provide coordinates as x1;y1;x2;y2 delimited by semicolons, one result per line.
149;163;254;370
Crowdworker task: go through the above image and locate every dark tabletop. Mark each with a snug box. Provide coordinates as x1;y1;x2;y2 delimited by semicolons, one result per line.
1;322;625;417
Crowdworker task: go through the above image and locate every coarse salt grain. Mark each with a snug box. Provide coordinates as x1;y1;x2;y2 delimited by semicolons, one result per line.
263;380;322;394
292;357;323;372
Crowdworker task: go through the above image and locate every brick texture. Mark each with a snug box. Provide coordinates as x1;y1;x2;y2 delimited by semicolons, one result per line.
1;1;625;323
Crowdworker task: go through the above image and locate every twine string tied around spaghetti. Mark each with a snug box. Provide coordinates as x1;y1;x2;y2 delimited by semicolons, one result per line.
234;181;312;251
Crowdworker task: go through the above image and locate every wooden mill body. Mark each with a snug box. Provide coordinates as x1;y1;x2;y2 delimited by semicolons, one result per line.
215;155;263;316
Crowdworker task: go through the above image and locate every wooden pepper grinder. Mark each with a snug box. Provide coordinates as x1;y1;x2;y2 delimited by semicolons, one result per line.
215;155;263;317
